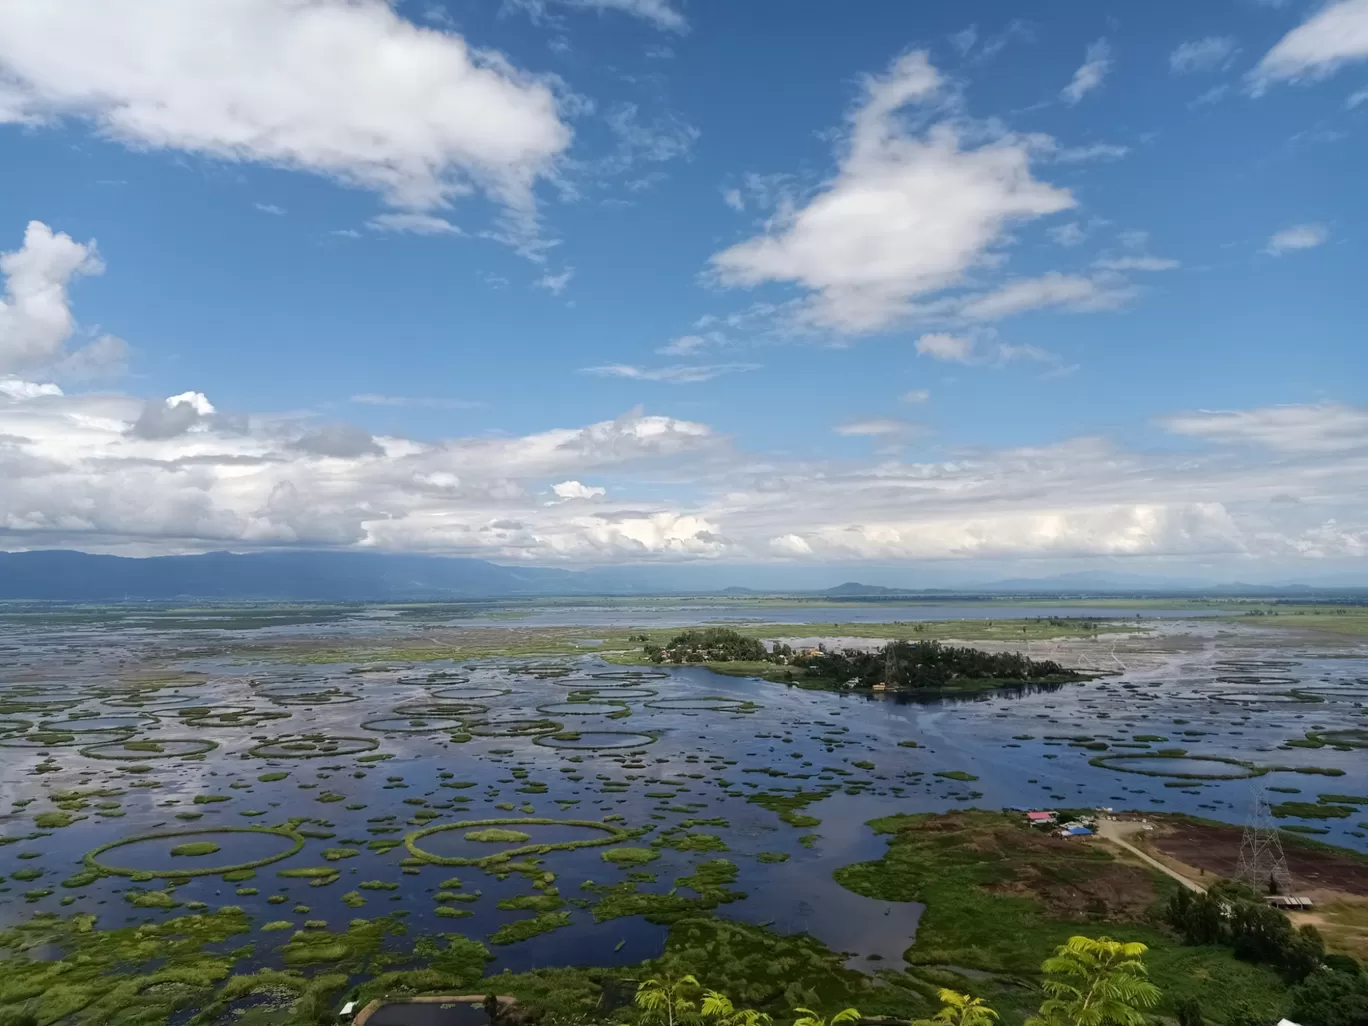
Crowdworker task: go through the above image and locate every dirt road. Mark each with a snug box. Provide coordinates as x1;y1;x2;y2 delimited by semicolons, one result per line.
1096;819;1205;893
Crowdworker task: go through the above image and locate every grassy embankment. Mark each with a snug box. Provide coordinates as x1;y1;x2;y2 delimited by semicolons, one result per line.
834;809;1290;1025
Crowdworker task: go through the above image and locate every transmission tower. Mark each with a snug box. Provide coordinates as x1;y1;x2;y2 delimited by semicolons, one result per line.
1235;788;1292;894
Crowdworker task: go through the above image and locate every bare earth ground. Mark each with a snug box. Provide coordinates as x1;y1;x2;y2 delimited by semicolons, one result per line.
1120;818;1368;962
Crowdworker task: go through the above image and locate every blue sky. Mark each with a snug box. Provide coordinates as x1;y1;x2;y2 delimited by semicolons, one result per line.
0;0;1365;582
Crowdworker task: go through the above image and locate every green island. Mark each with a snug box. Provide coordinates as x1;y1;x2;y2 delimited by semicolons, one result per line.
4;809;1365;1026
632;628;1088;696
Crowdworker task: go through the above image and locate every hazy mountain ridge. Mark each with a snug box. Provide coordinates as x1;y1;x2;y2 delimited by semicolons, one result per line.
1;550;1366;601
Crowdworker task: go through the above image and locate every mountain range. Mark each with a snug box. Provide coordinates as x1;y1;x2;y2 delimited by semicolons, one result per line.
0;550;1365;602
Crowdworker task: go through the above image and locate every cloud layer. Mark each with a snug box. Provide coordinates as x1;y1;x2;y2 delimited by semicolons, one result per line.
3;372;1366;568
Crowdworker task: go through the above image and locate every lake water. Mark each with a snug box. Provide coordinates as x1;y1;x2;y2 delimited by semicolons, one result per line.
0;606;1363;979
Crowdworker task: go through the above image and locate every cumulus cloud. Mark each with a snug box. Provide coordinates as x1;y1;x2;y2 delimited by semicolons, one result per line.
1061;39;1113;104
290;423;384;458
552;479;606;500
0;221;127;376
708;51;1074;333
129;391;217;440
1263;223;1329;254
583;362;759;383
1170;37;1238;74
1249;0;1368;90
2;382;1367;566
0;0;570;232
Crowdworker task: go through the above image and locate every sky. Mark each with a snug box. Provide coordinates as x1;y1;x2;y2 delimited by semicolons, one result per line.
0;0;1365;584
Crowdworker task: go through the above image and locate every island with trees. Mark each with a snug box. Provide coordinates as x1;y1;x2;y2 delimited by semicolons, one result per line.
638;628;1087;696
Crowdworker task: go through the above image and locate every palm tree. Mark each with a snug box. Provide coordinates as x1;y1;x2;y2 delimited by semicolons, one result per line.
701;991;773;1026
636;974;703;1026
792;1007;860;1026
1026;936;1161;1026
921;989;998;1026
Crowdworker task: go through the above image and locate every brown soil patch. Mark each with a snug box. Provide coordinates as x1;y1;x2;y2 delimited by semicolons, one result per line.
1150;820;1368;896
919;813;1160;923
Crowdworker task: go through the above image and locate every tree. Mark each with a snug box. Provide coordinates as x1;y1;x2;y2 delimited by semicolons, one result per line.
791;1007;860;1026
1222;999;1270;1026
636;974;703;1026
1025;936;1161;1026
701;991;773;1026
920;989;998;1026
1288;965;1368;1026
1174;996;1203;1026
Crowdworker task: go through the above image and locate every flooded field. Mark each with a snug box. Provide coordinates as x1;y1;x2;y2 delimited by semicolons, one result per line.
1;606;1365;984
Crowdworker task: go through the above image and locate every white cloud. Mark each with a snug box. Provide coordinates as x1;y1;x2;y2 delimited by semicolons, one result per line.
1349;87;1368;107
3;380;1368;568
536;269;574;294
0;221;126;376
915;332;976;363
656;334;711;356
709;51;1074;333
1161;403;1368;453
1263;223;1329;254
583;363;759;383
834;418;917;437
0;378;63;400
367;213;463;236
958;273;1132;320
1061;38;1113;105
254;202;286;216
901;389;930;404
1249;0;1368;90
0;0;570;232
1170;37;1238;74
552;479;606;500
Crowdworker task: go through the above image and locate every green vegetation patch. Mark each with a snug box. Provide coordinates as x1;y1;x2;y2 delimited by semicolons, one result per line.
833;809;1286;1023
406;817;632;867
465;828;532;843
170;842;222;857
601;846;660;867
488;911;572;945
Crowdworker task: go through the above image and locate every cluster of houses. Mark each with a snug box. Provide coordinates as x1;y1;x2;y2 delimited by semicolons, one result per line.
1023;808;1098;838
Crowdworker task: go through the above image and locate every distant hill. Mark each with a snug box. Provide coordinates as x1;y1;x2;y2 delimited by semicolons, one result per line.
1;550;1364;602
821;581;914;596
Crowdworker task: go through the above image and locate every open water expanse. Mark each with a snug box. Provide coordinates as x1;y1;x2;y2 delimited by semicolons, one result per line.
1;606;1365;977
